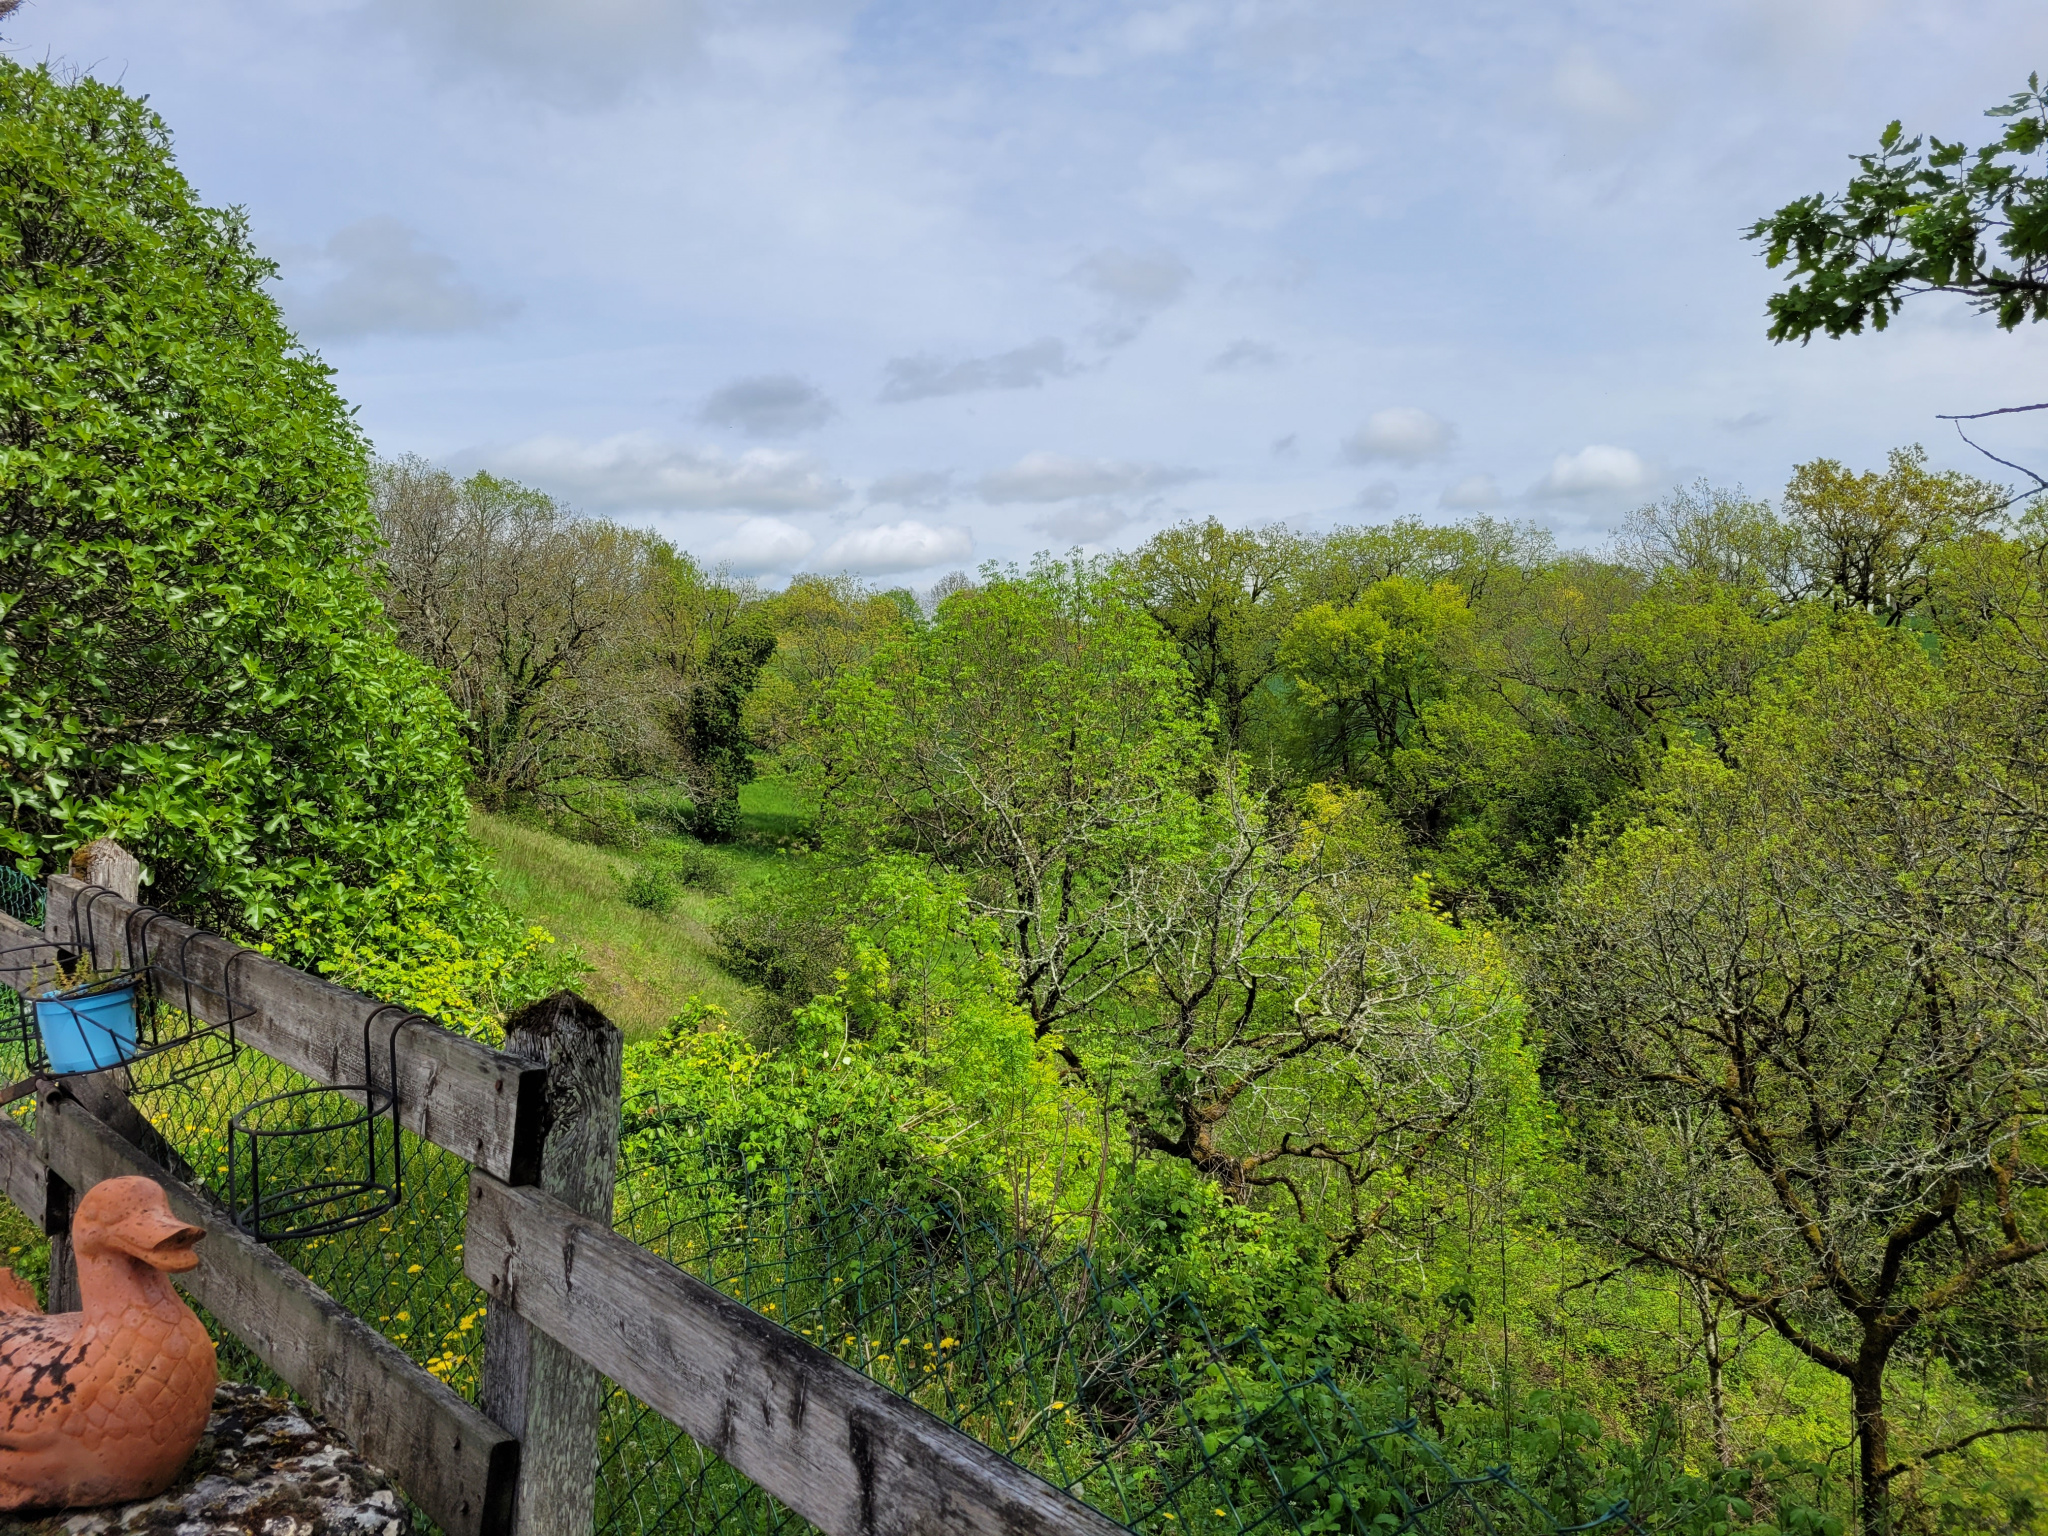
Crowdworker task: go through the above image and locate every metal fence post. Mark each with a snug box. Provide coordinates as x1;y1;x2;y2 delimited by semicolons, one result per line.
476;991;623;1536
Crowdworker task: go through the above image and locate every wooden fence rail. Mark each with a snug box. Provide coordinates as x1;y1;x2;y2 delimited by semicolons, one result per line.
0;850;1114;1536
46;877;544;1182
41;1092;520;1535
466;1173;1127;1536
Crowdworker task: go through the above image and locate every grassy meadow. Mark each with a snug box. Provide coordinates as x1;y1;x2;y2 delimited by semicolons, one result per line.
472;779;810;1039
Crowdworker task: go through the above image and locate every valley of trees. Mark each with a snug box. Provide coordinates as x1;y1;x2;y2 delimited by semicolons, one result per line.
6;50;2047;1536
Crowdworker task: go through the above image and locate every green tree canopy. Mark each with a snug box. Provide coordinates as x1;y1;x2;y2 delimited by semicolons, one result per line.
1535;626;2048;1530
0;61;473;924
795;557;1209;1050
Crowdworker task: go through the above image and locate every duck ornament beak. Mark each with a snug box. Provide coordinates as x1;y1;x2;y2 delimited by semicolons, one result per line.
106;1210;205;1272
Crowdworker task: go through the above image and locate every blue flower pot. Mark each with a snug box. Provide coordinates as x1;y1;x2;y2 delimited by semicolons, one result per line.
33;978;140;1074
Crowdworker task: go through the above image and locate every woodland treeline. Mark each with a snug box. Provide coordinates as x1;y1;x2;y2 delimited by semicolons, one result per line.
359;447;2048;1535
9;50;2048;1536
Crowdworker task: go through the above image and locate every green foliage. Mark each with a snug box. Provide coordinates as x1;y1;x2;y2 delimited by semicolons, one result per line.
0;61;476;926
263;869;588;1042
1747;74;2048;339
1134;518;1302;756
797;556;1210;1040
680;607;777;840
1277;575;1475;792
622;866;677;914
619;839;729;915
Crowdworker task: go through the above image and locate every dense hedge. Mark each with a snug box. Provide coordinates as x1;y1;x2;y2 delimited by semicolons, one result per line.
0;60;473;926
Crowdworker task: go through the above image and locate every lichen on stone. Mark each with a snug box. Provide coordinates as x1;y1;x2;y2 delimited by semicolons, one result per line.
0;1383;408;1536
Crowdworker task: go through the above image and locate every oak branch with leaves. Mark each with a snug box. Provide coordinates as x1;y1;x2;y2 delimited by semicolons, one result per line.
1747;74;2048;340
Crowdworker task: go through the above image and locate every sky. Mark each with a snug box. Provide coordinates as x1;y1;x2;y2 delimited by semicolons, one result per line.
12;0;2048;585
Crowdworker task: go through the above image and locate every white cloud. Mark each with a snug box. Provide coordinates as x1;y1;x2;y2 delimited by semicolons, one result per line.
978;452;1198;503
1534;444;1653;497
1209;338;1282;372
879;339;1075;402
867;471;953;509
1551;47;1645;129
1343;408;1456;466
1354;480;1399;511
483;434;848;513
707;517;814;574
283;218;515;340
1029;504;1137;543
815;520;973;575
700;375;836;437
1440;474;1503;510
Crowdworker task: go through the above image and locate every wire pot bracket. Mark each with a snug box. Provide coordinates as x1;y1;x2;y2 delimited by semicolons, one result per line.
0;885;247;1092
229;1004;410;1244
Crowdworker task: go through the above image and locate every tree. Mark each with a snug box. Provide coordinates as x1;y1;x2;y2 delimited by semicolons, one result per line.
1615;483;1799;605
1300;517;1554;610
1133;519;1300;757
1534;628;2048;1532
372;459;656;810
1120;780;1527;1293
640;546;774;839
1781;448;2001;625
743;575;908;767
0;62;472;923
1276;575;1473;794
675;603;775;840
797;558;1209;1055
1747;75;2048;340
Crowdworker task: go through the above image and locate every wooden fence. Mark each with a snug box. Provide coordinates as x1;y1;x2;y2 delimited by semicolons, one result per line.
0;844;1120;1536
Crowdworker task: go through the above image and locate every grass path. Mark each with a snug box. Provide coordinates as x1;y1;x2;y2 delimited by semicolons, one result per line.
474;814;762;1041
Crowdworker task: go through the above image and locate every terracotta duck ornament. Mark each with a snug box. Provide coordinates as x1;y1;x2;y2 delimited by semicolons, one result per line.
0;1176;216;1509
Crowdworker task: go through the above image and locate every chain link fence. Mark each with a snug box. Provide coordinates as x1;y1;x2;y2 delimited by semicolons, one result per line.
0;868;1751;1535
595;1092;1680;1536
128;1047;1685;1536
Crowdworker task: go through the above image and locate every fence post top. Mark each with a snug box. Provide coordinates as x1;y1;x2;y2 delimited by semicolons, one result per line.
67;841;141;904
501;992;621;1054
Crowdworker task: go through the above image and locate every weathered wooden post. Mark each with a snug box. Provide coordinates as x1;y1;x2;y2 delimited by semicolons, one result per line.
68;840;141;901
43;840;146;1310
477;991;623;1536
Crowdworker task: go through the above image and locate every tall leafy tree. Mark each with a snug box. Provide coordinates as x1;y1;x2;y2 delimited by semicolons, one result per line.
1133;519;1300;757
372;459;657;809
0;62;472;923
1535;628;2048;1533
798;558;1208;1054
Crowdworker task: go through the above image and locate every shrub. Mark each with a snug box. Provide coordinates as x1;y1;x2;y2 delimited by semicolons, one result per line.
269;872;589;1043
655;840;726;893
686;795;744;843
622;867;677;915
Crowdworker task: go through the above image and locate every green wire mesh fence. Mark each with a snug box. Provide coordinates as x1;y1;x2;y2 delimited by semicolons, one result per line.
109;1041;1690;1536
0;870;1730;1536
0;868;46;1148
0;867;42;928
595;1092;1666;1536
